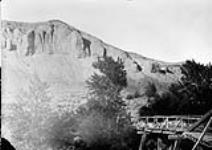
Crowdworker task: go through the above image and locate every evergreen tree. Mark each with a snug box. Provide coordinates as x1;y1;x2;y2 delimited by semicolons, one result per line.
86;56;127;118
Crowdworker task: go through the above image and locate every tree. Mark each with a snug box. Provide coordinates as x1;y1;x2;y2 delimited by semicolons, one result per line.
172;60;212;114
140;60;212;115
86;56;127;118
81;56;140;150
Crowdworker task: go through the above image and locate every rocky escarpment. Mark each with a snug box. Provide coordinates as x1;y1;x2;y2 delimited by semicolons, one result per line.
1;20;182;123
2;20;94;57
2;20;127;58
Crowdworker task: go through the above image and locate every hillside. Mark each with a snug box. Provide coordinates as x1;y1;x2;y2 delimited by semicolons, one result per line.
1;20;182;123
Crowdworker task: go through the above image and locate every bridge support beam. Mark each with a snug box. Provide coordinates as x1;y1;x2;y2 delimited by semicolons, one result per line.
139;133;147;150
157;137;162;150
173;140;181;150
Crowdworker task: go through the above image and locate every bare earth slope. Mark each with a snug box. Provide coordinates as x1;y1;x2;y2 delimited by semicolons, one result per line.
1;20;182;122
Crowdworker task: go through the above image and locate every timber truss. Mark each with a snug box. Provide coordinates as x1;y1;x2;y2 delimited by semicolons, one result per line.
136;110;212;150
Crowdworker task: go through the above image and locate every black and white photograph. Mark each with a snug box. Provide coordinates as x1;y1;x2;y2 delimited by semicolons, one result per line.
1;0;212;150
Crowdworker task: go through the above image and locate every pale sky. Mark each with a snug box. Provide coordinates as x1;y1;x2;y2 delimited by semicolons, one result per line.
1;0;212;63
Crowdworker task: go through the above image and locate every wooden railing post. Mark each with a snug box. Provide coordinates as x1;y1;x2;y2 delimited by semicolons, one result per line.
166;117;169;129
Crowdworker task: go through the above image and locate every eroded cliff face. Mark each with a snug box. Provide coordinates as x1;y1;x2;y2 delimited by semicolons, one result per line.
1;19;182;125
2;20;90;57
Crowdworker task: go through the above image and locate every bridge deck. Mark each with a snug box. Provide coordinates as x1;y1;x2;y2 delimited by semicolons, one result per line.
137;111;212;149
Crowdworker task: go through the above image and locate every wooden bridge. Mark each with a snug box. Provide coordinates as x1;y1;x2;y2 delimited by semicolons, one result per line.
136;115;201;135
136;110;212;150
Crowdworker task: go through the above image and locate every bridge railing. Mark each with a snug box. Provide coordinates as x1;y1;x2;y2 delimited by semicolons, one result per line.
136;115;201;133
